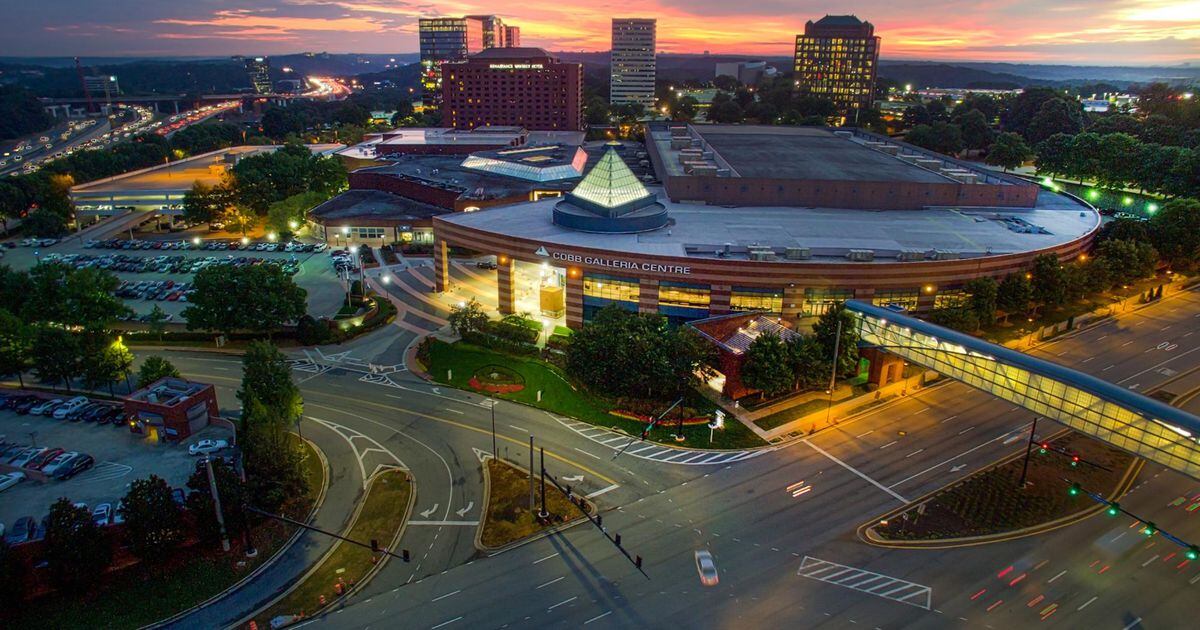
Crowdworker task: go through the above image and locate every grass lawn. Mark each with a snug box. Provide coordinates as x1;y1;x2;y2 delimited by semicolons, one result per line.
255;468;411;625
7;434;324;629
875;432;1136;541
480;459;583;549
425;340;765;449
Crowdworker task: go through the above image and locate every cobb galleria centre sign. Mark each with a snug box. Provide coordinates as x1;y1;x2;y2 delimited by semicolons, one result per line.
536;246;692;275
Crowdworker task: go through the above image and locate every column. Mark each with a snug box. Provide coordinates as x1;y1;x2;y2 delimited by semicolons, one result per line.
566;270;584;329
497;257;516;315
433;237;449;293
638;279;660;315
709;284;731;315
917;289;936;314
854;287;875;304
782;285;804;322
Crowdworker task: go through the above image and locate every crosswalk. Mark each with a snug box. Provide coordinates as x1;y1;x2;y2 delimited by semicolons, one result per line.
550;414;771;465
74;461;133;484
797;556;933;610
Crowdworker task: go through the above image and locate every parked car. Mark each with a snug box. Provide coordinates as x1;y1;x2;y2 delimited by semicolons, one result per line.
171;488;186;506
27;447;63;470
113;500;126;525
92;503;112;527
189;438;229;455
53;396;91;419
695;550;720;586
29;398;63;415
4;516;34;544
476;260;498;270
0;472;26;492
41;451;79;476
53;454;94;480
9;447;47;468
14;397;41;414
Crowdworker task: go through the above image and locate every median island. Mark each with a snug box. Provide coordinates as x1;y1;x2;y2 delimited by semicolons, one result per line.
864;431;1139;545
479;459;590;550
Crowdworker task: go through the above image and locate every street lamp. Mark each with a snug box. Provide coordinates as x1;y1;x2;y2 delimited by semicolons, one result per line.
267;232;277;242
288;220;299;230
240;236;249;246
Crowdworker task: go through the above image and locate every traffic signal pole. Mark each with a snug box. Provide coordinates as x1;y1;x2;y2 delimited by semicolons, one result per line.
1019;417;1039;487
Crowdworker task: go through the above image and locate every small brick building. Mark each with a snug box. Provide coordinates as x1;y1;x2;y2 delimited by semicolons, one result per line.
688;313;805;400
124;377;219;443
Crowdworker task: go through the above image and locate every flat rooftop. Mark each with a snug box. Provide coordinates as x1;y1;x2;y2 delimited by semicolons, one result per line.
128;377;209;407
310;189;446;222
72;144;343;195
439;188;1099;263
688;126;950;182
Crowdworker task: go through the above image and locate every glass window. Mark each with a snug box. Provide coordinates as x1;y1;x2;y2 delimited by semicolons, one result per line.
935;289;969;309
659;282;710;309
731;287;783;315
873;288;918;311
803;288;852;317
583;273;639;303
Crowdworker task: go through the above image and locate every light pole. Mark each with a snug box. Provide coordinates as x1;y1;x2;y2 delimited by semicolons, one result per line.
490;396;497;458
825;316;843;425
1019;417;1040;487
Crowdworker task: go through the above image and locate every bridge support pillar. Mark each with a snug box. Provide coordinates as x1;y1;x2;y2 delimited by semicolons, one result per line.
497;257;516;315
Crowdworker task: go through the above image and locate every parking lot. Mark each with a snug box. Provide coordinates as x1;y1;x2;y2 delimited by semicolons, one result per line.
0;394;231;540
3;234;348;319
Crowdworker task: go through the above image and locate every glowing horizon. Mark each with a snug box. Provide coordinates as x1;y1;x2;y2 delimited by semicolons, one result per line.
5;1;1198;66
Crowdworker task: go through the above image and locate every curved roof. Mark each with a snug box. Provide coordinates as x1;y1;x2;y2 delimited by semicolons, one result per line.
845;299;1200;436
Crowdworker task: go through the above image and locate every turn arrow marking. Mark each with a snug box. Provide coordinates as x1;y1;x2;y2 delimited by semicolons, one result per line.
420;504;439;518
456;501;474;517
562;475;584;483
950;464;967;473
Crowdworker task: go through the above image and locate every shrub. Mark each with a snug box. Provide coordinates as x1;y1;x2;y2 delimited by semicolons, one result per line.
483;319;539;344
462;330;538;356
297;314;332;345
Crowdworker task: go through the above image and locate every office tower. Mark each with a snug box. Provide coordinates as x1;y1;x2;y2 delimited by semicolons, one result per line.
793;15;881;116
442;48;583;131
419;16;486;106
610;18;656;109
243;56;272;95
505;25;521;47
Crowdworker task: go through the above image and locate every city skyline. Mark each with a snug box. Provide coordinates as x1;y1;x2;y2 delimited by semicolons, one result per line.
3;0;1197;66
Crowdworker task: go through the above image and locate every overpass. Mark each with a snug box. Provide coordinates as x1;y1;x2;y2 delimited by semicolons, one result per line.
846;300;1200;480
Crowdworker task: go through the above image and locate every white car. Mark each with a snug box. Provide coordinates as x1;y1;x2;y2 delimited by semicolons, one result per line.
695;550;719;586
92;503;112;527
41;451;78;476
189;439;229;455
0;472;26;492
53;396;91;419
9;447;46;469
28;398;61;415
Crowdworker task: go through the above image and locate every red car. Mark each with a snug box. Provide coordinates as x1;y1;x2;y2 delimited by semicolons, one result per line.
27;447;64;470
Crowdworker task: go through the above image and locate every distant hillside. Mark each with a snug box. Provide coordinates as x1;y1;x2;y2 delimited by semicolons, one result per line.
876;62;1051;89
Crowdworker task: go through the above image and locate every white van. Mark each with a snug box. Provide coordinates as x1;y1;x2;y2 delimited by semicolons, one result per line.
53;396;91;419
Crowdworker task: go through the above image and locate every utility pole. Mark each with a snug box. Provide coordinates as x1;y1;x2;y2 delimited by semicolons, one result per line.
539;447;548;519
491;396;497;459
529;435;535;511
205;456;231;552
825;316;843;424
1019;417;1040;488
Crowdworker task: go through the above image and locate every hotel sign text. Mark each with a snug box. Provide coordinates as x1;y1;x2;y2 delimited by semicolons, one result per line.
488;63;544;70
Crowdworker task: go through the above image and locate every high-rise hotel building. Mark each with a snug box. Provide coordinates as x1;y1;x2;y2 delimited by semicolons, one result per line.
420;15;520;107
793;15;880;116
610;18;656;109
441;48;583;131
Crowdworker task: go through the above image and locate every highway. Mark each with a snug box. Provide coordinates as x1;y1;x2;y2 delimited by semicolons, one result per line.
153;256;1200;628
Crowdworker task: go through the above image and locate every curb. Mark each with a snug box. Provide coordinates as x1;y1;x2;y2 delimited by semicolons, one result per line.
141;435;330;630
237;467;413;630
474;455;592;555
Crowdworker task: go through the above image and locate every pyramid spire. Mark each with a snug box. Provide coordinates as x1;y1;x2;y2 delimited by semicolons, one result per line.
567;148;654;213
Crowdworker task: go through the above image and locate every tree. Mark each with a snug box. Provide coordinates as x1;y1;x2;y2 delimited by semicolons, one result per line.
0;308;32;388
929;306;979;332
238;340;303;422
965;276;999;327
266;190;327;236
1149;198;1200;269
1096;239;1158;286
956;109;994;153
1030;253;1067;308
146;304;169;341
43;497;112;589
786;334;829;391
26;263;126;329
31;325;81;390
905;122;963;155
183;263;307;336
1094;133;1141;189
137;355;181;389
80;335;134;395
1025;97;1084;145
20;208;67;237
997;273;1032;316
812;304;860;378
121;475;184;561
986;132;1032;171
0;181;28;233
448;299;489;337
240;397;308;513
707;99;745;124
740;332;794;397
185;459;249;544
0;539;24;611
565;306;711;400
181;181;233;225
672;96;699;122
1035;133;1074;178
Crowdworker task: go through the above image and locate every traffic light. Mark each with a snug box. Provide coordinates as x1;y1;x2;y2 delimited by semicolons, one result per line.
1143;522;1157;537
1070;455;1080;468
1106;502;1120;516
1187;546;1199;561
1038;443;1049;455
1068;482;1081;497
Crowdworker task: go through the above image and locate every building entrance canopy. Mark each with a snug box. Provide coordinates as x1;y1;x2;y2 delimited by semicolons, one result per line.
846;300;1200;480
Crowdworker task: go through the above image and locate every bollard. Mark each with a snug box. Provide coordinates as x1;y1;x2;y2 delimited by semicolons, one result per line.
537;390;542;402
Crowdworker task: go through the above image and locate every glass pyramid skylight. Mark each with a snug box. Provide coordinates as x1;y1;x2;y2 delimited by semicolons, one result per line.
568;148;653;212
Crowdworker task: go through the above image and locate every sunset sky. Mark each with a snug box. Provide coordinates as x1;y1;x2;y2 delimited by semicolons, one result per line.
4;0;1198;65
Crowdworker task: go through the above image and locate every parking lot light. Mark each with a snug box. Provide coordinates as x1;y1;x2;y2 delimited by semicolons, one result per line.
241;236;249;246
192;236;201;245
288;220;299;230
267;232;277;242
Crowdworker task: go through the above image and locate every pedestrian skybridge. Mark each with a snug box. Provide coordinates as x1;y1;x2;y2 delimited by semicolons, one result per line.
845;300;1200;480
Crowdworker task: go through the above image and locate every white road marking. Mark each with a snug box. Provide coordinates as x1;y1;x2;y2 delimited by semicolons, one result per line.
888;422;1035;488
573;447;601;460
509;424;527;432
879;440;898;449
430;616;463;629
407;520;479;526
940;415;958;424
586;484;620;499
804;440;907;503
857;430;874;438
958;426;975;435
584;611;613;625
547;596;577;611
537;576;565;589
1122;617;1142;630
432;590;461;602
1047;570;1067;584
533;552;559;565
1077;596;1097;611
797;556;932;610
905;449;925;458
